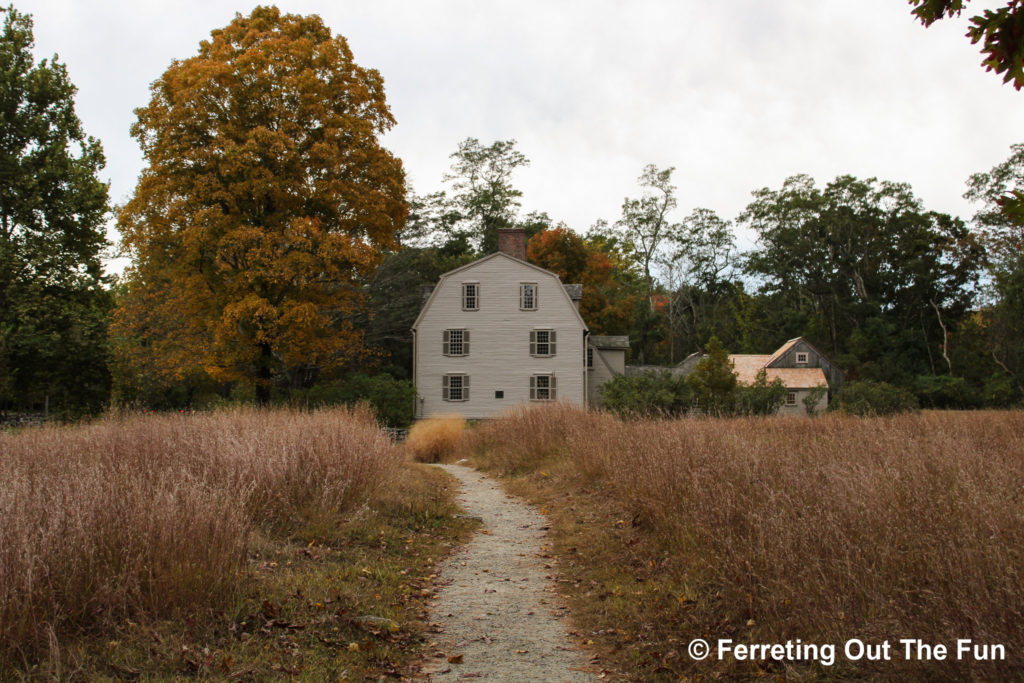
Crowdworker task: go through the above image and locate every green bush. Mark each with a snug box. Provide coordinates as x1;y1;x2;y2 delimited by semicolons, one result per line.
736;368;788;416
304;374;415;428
914;375;980;409
831;380;919;416
600;371;691;418
982;373;1020;408
802;386;829;416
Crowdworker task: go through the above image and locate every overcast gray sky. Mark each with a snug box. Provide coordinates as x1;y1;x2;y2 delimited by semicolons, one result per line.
15;0;1024;268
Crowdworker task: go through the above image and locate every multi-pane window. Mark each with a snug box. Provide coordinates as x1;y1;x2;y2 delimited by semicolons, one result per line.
530;374;557;401
520;283;537;310
443;329;469;356
587;347;594;369
462;283;479;311
529;329;556;357
795;352;808;364
786;391;797;406
443;374;469;401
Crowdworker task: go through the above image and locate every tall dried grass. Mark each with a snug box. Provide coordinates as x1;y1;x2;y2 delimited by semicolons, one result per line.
464;405;1024;676
0;406;399;665
405;414;466;463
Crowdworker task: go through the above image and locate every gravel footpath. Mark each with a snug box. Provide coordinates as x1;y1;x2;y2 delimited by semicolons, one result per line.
420;464;593;681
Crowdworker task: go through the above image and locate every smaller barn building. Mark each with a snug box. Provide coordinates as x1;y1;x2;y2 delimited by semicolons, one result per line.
633;337;843;415
722;337;841;415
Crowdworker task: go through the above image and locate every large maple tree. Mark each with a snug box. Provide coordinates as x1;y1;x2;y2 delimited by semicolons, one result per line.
114;6;406;404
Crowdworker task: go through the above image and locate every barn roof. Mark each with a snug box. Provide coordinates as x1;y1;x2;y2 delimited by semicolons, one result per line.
729;354;827;388
589;335;630;350
765;338;802;366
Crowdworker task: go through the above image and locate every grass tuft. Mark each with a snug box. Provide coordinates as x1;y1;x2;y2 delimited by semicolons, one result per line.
405;414;467;463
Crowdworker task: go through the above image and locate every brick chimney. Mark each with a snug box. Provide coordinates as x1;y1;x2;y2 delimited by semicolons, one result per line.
497;227;527;261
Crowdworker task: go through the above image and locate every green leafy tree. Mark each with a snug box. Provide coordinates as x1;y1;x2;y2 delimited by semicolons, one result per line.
0;5;111;414
113;6;407;406
686;336;737;416
365;246;475;378
615;165;680;298
966;142;1024;265
909;0;1024;90
663;208;740;361
741;174;984;385
964;143;1024;398
613;164;682;363
446;138;529;253
411;138;533;254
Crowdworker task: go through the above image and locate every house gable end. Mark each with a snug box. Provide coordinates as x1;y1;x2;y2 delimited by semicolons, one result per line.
765;337;844;390
412;252;587;331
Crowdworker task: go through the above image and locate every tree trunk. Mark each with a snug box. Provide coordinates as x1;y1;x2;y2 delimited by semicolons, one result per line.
930;299;953;375
255;343;273;406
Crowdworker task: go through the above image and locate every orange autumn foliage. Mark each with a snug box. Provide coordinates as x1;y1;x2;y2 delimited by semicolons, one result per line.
113;7;406;401
527;225;640;336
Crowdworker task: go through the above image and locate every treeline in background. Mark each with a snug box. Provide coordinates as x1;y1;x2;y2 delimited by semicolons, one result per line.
2;5;1022;425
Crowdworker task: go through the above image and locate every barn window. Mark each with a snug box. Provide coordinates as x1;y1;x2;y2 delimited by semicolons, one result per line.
796;352;808;365
786;391;797;406
529;329;556;357
443;329;469;356
530;374;557;401
443;374;469;402
462;283;479;311
520;283;538;310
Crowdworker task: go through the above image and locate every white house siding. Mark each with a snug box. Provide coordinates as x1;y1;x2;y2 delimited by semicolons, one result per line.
414;254;587;419
588;348;625;406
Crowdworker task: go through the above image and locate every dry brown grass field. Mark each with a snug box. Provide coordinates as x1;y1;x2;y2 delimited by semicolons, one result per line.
460;405;1024;680
0;407;473;680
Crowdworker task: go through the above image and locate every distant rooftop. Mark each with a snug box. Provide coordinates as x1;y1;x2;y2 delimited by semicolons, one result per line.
589;335;630;349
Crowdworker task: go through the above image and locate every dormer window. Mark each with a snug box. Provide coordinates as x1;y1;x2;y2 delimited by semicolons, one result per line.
462;283;479;311
796;352;808;365
520;283;537;310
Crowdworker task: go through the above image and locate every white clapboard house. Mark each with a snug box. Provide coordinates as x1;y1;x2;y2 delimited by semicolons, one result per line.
412;228;628;419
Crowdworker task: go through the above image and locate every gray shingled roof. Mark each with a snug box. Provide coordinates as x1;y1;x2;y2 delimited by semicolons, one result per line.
562;283;583;300
589;335;630;349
